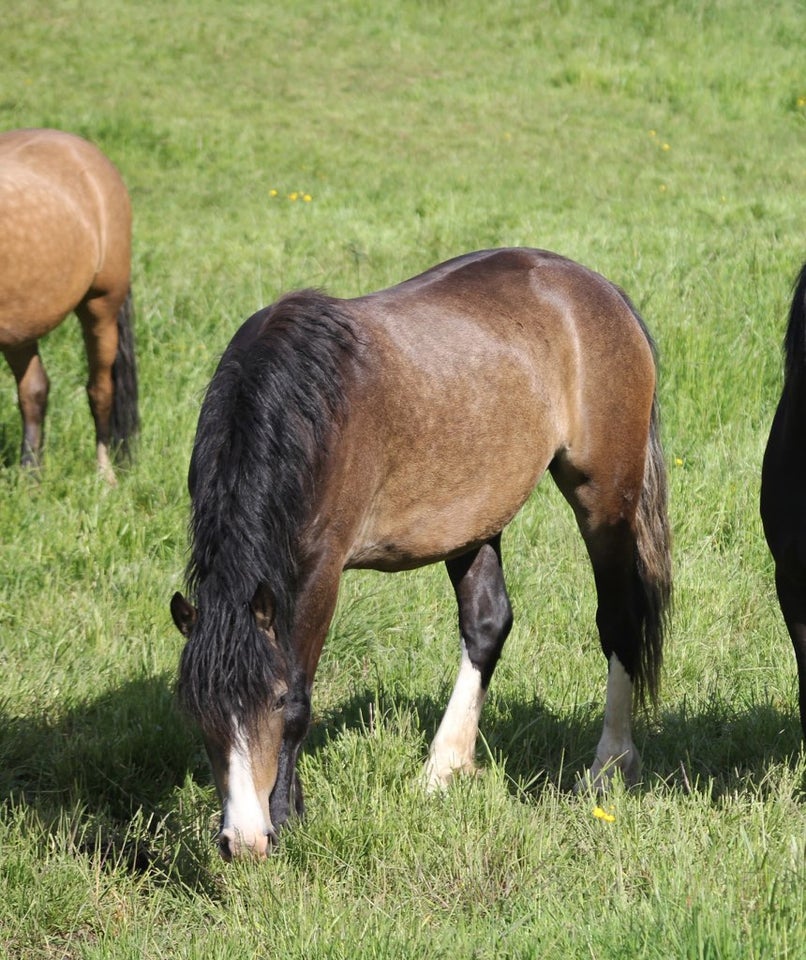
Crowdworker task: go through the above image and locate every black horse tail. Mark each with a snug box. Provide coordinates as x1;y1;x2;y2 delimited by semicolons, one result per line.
783;262;806;390
110;287;140;460
615;286;672;710
633;382;673;710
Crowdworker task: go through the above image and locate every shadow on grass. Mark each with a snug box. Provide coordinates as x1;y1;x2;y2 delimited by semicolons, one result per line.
0;673;212;887
0;421;17;469
307;684;805;802
1;673;801;889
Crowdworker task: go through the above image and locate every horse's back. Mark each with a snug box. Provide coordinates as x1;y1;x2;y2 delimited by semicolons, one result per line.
0;129;131;344
337;249;656;568
354;247;655;453
359;248;652;388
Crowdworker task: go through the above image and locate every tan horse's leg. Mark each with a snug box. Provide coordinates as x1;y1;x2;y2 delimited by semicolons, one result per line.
424;535;513;790
3;343;50;469
552;454;647;788
269;556;344;834
76;295;120;484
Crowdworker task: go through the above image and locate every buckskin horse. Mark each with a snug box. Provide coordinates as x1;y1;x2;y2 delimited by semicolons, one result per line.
761;261;806;740
0;128;138;480
170;247;672;860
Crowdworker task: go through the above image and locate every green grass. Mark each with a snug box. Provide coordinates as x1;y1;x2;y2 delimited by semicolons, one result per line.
1;0;805;956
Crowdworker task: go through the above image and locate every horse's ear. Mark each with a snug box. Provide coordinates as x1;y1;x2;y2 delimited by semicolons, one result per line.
250;583;276;633
170;592;197;637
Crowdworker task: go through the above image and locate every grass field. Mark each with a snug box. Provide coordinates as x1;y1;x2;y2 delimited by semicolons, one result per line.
1;1;805;957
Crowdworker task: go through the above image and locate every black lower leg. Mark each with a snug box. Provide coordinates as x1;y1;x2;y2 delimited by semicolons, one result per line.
269;672;310;829
445;534;513;689
582;522;643;668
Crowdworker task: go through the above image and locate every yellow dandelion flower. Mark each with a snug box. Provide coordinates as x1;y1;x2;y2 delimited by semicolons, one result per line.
593;806;616;823
662;143;670;151
289;192;298;201
675;457;684;466
269;188;278;197
303;194;312;202
649;130;657;137
797;97;806;107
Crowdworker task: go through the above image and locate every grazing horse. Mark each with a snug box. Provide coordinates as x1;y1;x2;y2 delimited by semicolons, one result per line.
171;247;672;860
0;128;138;481
760;261;806;739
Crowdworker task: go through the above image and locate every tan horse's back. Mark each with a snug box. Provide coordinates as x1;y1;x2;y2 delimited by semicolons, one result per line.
0;128;131;345
340;249;655;569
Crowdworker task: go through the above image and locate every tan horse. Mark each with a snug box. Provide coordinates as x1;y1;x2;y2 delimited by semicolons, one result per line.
171;248;672;860
0;128;138;481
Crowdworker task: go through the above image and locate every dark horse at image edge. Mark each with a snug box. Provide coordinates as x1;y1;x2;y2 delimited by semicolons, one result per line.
761;260;806;740
170;247;672;860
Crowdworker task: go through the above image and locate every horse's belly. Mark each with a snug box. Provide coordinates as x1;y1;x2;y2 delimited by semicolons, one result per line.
346;441;553;571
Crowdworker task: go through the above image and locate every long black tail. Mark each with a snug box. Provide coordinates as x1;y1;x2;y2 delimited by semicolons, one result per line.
633;390;673;708
616;286;672;709
110;288;139;460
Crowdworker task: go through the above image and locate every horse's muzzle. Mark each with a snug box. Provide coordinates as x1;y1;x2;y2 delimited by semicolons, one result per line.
218;827;278;862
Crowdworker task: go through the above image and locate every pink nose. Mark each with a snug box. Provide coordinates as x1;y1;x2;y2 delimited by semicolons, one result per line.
218;828;275;861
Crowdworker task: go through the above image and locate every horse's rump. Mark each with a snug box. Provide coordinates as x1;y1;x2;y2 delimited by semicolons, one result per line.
0;128;136;478
0;128;131;342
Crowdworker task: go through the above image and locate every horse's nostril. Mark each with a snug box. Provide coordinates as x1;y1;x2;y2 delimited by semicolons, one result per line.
217;834;233;862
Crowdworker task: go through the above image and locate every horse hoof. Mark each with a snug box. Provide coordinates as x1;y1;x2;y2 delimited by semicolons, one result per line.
576;753;641;795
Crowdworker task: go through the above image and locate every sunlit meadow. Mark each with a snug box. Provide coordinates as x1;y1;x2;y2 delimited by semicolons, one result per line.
1;1;804;957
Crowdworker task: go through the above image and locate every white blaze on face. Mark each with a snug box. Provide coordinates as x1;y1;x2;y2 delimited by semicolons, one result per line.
424;639;487;790
219;721;273;858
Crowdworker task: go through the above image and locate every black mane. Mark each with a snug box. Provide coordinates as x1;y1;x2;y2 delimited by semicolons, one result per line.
783;261;806;388
178;290;361;740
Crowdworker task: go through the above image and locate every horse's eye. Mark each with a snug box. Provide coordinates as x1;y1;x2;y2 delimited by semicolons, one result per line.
274;694;287;712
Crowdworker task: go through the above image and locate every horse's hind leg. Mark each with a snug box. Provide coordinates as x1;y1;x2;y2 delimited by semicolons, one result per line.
424;534;513;790
551;457;653;789
76;295;120;483
581;522;646;787
3;343;50;469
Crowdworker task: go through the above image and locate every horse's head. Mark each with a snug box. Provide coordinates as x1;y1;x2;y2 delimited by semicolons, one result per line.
170;591;289;861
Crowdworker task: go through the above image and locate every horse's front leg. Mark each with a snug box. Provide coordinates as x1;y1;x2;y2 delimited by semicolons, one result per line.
269;667;310;831
269;556;343;830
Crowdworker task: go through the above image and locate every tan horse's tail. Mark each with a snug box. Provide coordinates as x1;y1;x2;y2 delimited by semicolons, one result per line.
633;389;672;708
110;288;140;460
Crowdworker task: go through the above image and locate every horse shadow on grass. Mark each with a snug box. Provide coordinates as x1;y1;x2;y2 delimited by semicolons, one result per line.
1;674;801;889
0;422;17;468
0;673;211;885
307;684;805;803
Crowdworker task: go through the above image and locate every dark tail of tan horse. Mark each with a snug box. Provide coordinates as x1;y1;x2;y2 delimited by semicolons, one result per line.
110;288;139;460
633;390;672;708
